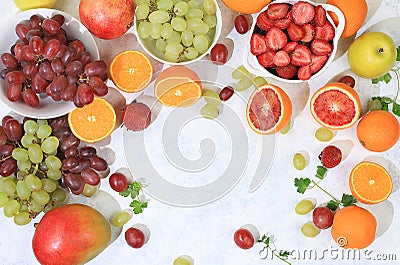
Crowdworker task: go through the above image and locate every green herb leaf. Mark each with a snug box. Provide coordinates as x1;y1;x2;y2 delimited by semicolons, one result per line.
392;102;400;116
119;189;131;197
372;72;392;84
381;96;393;104
280;250;292;258
315;166;327;180
341;194;357;207
294;178;311;194
397;46;400;61
119;181;148;214
326;200;339;211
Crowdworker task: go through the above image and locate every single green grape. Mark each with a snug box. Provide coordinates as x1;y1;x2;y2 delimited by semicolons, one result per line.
45;155;62;170
315;127;334;142
161;23;174;39
47;169;62;180
301;222;320;237
280;121;291;134
174;1;189;16
29;199;44;212
41;179;57;193
41;136;59;154
14;211;32;225
173;257;192;265
111;211;132;227
232;65;250;80
12;148;29;162
16;180;31;199
82;183;99;197
150;23;162;39
184;47;198;60
203;90;220;105
368;99;382;111
171;17;187;31
165;43;184;55
293;153;307;170
201;104;219;119
157;0;173;10
166;31;181;44
149;10;170;24
25;174;43;191
28;143;43;164
21;133;38;148
37;124;52;139
188;0;199;9
0;192;9;208
138;21;152;39
193;34;209;53
4;199;20;217
36;119;48;126
136;3;150;20
193;22;209;35
164;50;181;62
203;0;216;15
186;18;202;32
254;76;268;88
234;77;253;92
203;14;217;28
185;8;203;19
181;30;194;47
156;38;168;52
31;190;50;205
295;199;316;215
52;188;67;204
17;160;31;171
136;0;150;4
23;119;38;134
2;178;17;196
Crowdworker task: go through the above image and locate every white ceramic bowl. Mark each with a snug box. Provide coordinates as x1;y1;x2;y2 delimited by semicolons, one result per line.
0;8;99;119
243;0;345;83
134;0;222;65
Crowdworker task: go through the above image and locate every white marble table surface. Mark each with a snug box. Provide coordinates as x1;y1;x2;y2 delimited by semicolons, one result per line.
1;0;400;264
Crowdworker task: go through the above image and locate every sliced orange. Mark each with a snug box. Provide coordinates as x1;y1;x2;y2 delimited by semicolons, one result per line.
349;161;393;204
310;82;361;130
246;84;292;134
68;97;116;143
154;65;202;107
109;50;153;92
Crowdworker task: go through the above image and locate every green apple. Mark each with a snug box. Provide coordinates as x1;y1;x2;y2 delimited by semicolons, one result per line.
348;32;397;79
13;0;56;10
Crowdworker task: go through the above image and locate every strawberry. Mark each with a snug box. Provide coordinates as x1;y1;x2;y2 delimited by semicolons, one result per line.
287;23;305;42
266;3;290;20
297;65;312;80
256;12;275;31
311;39;333;55
276;64;298;79
250;33;267;55
257;50;276;68
315;5;327;26
291;1;315;25
319;145;342;168
290;45;311;66
265;27;288;51
282;42;298;54
314;21;335;41
310;54;328;74
273;50;290;67
274;18;291;29
301;24;315;42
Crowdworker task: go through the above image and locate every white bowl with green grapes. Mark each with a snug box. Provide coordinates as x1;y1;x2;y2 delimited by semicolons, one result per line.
134;0;222;64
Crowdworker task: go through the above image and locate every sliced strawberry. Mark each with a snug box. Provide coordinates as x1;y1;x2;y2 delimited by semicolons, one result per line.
266;3;290;20
297;65;312;80
310;54;328;74
287;23;305;42
315;5;327;26
274;18;291;29
256;12;275;31
273;50;290;67
250;34;268;55
265;27;288;51
301;24;315;42
282;42;298;55
291;1;315;25
314;21;335;41
257;50;276;68
311;39;333;55
276;64;298;79
290;44;311;66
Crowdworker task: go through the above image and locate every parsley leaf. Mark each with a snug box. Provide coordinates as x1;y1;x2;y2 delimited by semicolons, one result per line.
119;182;148;214
326;200;339;211
341;194;357;207
393;102;400;116
294;178;311;194
315;166;327;180
258;234;292;265
372;72;392;84
397;46;400;61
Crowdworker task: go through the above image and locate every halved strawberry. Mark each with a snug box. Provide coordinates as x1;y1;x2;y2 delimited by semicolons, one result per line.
311;39;333;55
250;33;268;55
310;54;328;74
257;50;276;68
301;24;315;42
291;1;315;25
274;18;291;29
287;23;305;42
276;64;298;79
273;50;290;67
314;21;335;41
256;12;275;31
297;65;312;80
265;27;288;51
290;44;311;66
315;5;327;26
266;3;290;20
282;42;298;55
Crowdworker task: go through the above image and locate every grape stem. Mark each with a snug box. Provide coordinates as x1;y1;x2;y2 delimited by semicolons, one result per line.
32;163;39;176
310;180;339;202
0;155;12;163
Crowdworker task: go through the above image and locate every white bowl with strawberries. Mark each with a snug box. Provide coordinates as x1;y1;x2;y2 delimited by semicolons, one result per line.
244;0;345;83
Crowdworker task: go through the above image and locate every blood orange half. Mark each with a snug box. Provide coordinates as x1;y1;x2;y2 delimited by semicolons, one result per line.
246;84;292;134
310;82;361;130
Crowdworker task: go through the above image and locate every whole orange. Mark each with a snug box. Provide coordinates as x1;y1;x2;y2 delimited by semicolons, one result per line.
356;110;400;152
331;206;376;249
326;0;368;38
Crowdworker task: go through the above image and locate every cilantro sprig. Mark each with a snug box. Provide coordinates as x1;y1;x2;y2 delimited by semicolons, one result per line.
119;182;148;214
370;46;400;116
258;234;292;265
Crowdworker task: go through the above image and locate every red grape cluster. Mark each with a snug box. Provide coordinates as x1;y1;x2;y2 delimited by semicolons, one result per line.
49;115;109;196
0;13;108;107
0;116;22;176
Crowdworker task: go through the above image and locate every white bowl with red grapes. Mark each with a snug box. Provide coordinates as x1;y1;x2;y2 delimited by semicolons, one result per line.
0;8;109;119
244;0;345;83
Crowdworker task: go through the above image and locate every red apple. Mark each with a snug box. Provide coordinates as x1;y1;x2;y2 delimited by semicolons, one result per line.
32;204;111;265
79;0;135;39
